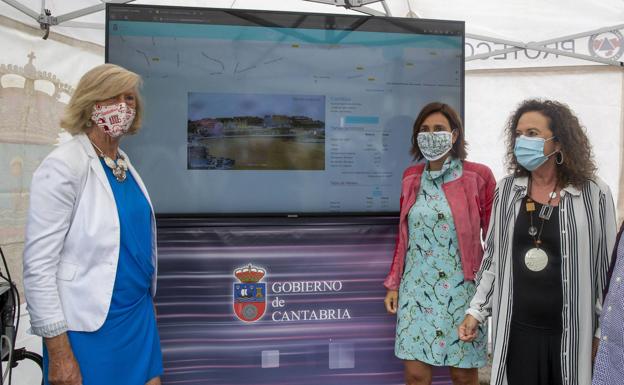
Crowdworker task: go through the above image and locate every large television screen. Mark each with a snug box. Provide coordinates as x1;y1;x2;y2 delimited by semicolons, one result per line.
106;5;464;215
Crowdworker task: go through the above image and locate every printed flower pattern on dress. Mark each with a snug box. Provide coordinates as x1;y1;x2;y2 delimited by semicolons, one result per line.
395;157;487;368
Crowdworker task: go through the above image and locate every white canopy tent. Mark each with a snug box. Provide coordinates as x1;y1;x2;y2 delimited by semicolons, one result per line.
1;0;622;169
1;2;624;383
2;0;622;211
2;0;624;65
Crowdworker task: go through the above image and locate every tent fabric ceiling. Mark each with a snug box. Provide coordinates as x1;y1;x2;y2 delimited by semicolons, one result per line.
1;0;624;47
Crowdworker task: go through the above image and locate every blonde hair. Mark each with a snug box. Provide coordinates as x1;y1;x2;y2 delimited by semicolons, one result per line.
61;64;143;135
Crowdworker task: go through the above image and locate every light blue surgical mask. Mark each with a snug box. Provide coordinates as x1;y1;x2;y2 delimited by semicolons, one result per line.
514;135;557;171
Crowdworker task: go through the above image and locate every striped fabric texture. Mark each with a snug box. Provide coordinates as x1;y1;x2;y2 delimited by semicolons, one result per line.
466;175;617;385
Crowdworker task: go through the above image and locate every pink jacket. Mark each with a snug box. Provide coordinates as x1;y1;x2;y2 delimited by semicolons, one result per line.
384;160;496;290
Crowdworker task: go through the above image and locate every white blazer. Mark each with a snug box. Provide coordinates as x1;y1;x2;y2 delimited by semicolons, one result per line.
23;134;157;337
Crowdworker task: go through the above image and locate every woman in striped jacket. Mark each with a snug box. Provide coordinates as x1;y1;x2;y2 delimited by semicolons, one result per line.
458;99;617;385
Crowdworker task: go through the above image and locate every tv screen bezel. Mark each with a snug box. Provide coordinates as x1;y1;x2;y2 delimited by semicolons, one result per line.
105;3;465;218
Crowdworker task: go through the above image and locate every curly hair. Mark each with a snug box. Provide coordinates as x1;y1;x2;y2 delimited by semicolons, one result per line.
410;102;467;161
504;99;596;188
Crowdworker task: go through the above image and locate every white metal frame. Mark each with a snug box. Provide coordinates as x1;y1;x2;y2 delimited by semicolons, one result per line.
466;25;624;67
304;0;389;16
2;0;623;67
1;0;135;35
0;0;390;31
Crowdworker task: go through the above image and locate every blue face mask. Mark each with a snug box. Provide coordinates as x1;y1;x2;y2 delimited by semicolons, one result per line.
514;135;557;171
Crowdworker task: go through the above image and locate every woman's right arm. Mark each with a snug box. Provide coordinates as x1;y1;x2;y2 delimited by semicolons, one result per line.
383;181;407;314
383;194;404;290
23;157;77;335
23;156;82;384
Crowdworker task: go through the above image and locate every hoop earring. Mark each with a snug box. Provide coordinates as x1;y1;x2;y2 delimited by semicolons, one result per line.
86;120;92;128
556;151;564;165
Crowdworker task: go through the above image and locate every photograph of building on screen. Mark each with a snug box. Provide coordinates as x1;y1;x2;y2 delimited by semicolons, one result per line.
188;92;326;170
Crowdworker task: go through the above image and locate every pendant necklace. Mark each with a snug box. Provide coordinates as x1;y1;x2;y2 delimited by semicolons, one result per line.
90;140;128;182
524;177;558;272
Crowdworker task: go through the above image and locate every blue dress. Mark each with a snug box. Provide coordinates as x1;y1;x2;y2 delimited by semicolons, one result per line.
44;158;163;384
395;157;487;368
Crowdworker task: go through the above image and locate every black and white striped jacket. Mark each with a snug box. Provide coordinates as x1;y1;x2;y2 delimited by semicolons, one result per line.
467;175;617;385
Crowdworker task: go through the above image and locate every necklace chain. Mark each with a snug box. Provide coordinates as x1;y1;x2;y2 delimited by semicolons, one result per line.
527;177;558;248
89;140;127;182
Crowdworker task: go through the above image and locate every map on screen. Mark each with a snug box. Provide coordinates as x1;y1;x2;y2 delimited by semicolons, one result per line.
107;5;464;214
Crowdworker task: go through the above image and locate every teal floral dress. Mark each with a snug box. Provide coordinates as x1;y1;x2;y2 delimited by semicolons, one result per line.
395;157;487;368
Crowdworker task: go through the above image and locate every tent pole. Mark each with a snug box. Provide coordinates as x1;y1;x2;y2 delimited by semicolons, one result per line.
542;24;624;43
405;0;420;18
470;24;624;49
1;0;134;37
468;44;624;67
54;4;108;24
467;24;624;66
55;0;135;24
61;21;105;29
303;0;387;16
354;6;385;16
0;0;39;20
380;1;391;16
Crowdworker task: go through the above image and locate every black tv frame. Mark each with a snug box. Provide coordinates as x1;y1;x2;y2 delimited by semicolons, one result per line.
105;3;465;218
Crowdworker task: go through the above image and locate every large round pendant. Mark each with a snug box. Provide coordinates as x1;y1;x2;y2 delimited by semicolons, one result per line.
524;248;548;272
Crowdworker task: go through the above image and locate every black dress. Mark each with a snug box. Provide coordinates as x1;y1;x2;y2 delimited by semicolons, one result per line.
507;196;563;385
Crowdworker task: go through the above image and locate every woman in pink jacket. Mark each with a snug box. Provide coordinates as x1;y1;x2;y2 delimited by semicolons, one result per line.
383;102;495;385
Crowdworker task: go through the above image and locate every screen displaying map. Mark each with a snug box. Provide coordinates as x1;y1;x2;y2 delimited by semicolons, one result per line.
107;5;464;215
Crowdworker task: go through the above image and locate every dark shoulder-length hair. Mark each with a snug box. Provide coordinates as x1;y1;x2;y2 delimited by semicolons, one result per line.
504;99;596;188
410;102;467;161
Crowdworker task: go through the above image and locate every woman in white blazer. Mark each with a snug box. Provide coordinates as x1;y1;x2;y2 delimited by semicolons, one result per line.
23;64;162;385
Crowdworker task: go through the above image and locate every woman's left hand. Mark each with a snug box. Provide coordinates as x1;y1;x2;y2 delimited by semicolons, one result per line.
458;315;479;342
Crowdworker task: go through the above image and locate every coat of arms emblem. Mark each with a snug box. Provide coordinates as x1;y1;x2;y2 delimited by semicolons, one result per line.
233;264;267;322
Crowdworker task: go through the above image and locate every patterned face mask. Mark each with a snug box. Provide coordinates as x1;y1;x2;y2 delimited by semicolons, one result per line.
91;102;136;138
417;131;453;161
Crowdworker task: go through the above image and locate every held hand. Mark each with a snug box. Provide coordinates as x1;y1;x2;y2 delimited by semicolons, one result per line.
384;290;399;314
45;334;82;385
592;337;600;364
458;314;479;342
